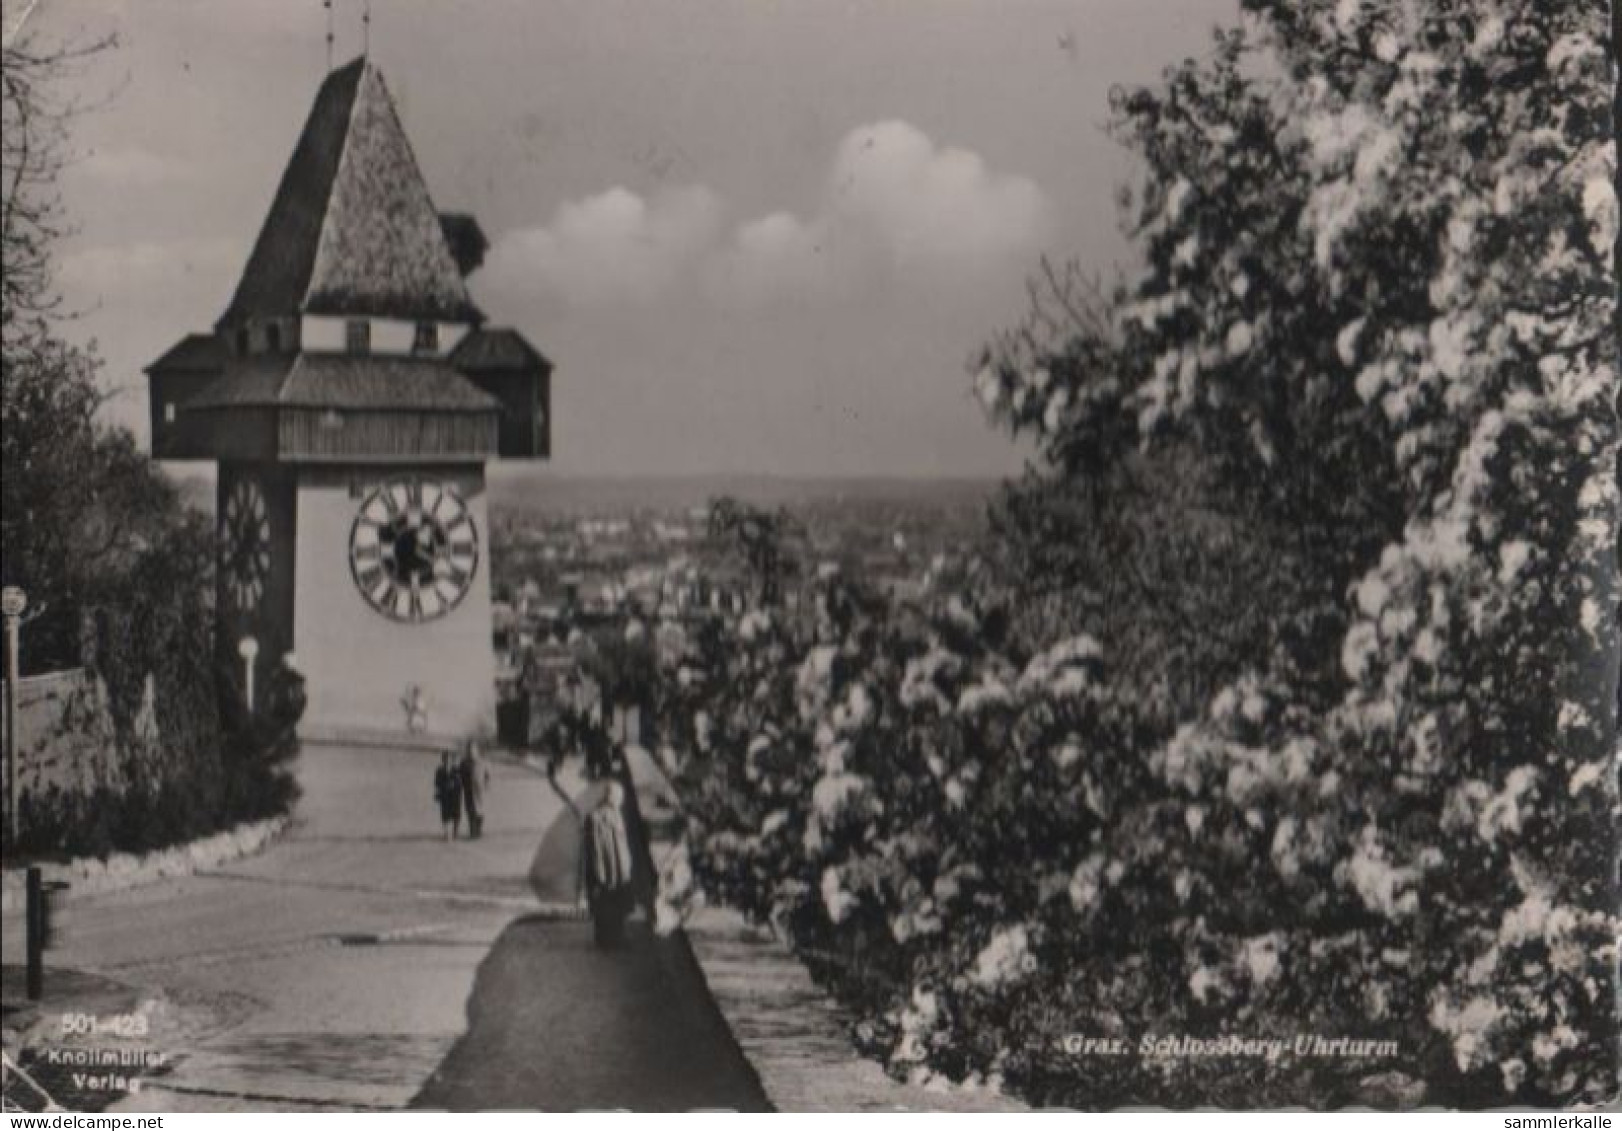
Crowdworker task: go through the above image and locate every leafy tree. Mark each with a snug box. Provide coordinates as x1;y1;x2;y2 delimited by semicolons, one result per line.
2;28;302;854
1;340;190;672
2;27;128;670
1;31;112;353
973;0;1619;1104
707;496;805;607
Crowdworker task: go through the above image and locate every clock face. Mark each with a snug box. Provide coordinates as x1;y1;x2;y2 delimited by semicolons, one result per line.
349;478;479;623
221;480;271;611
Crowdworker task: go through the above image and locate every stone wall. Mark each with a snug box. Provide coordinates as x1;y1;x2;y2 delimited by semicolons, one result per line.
0;815;288;910
682;904;1030;1112
1;669;127;807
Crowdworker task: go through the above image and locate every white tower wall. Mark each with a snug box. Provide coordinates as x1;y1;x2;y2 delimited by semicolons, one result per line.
291;463;497;743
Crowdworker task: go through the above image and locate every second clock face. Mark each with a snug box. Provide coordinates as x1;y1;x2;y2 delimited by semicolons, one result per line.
348;478;479;623
222;479;271;611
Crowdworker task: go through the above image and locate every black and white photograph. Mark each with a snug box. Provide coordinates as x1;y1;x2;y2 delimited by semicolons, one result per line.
0;0;1617;1115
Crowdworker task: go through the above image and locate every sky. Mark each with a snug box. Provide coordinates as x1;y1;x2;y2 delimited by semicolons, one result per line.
18;0;1236;479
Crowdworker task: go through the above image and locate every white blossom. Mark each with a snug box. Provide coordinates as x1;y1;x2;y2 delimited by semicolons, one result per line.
969;924;1036;989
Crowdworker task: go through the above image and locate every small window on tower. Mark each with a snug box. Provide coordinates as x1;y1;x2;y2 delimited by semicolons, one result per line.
266;323;282;353
164;402;177;423
236;326;250;355
346;319;371;355
412;322;439;354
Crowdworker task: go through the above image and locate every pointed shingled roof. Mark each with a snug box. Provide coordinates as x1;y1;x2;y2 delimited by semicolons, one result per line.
219;57;482;327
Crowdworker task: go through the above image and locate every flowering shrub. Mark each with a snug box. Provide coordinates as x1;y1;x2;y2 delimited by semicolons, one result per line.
651;0;1617;1110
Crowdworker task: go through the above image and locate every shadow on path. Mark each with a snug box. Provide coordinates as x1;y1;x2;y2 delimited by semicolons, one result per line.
410;791;770;1112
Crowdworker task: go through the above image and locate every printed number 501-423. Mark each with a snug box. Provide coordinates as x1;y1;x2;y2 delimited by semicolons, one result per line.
59;1012;150;1038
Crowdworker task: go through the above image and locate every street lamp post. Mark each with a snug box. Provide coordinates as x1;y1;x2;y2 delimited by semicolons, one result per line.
3;586;28;846
238;635;259;714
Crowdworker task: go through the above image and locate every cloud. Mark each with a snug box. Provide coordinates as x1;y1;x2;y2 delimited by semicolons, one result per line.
484;119;1050;310
827;119;1050;267
711;210;833;302
487;184;722;307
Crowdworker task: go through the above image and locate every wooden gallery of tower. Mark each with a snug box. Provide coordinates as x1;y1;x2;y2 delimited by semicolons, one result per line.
146;57;552;741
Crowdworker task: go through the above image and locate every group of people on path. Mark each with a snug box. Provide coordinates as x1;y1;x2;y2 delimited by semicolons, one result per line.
434;740;490;841
429;740;638;949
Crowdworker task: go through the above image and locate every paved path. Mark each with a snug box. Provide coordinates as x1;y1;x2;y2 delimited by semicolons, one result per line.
2;743;576;1111
5;745;768;1111
411;797;770;1112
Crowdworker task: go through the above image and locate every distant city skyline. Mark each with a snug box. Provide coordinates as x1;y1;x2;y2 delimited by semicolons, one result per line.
24;0;1235;478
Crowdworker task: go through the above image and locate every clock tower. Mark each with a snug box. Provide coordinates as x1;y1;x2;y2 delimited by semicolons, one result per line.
145;58;552;742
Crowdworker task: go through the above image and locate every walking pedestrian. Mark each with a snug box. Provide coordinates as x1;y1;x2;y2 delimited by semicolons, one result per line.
583;780;634;947
434;749;463;840
459;740;490;839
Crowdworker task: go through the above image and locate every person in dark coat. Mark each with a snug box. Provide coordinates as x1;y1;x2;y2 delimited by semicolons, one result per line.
583;780;634;946
434;750;463;841
459;740;490;839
